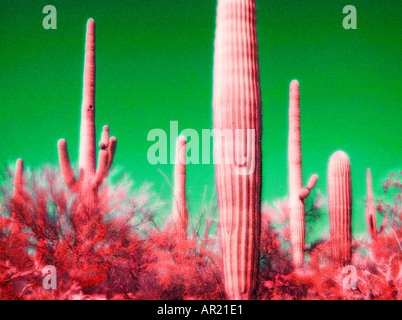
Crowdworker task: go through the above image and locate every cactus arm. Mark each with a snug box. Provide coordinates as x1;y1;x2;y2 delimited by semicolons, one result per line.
307;174;318;190
366;168;388;238
107;136;117;171
299;174;318;200
91;125;116;189
365;203;376;238
99;125;110;149
378;212;388;234
91;149;108;190
58;139;79;192
366;168;377;238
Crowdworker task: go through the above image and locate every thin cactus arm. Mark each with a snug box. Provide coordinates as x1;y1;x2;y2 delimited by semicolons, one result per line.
99;124;110;149
366;168;377;237
365;202;376;238
58;139;80;192
91;125;117;189
299;174;318;200
366;168;388;238
378;212;388;234
106;136;117;171
91;149;109;189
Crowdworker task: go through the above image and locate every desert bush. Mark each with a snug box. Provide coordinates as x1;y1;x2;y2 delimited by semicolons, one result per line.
0;164;156;299
1;165;400;300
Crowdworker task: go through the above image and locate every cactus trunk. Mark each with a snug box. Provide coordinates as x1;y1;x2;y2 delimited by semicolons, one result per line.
172;136;188;240
328;151;352;266
58;19;117;224
79;17;97;209
288;80;318;268
213;0;262;300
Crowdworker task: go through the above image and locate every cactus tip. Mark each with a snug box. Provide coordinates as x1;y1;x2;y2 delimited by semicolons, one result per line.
332;150;349;160
289;80;300;100
58;139;67;147
290;79;299;87
177;135;186;143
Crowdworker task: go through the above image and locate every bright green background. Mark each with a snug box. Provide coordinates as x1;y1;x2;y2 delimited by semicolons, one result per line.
0;1;400;240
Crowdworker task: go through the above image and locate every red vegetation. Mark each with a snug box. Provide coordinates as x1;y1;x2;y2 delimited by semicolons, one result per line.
0;166;401;300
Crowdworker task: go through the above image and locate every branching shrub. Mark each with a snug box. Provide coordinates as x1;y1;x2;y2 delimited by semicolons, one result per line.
1;166;400;300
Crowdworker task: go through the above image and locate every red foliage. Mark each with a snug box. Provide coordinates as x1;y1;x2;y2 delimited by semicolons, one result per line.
1;166;401;300
257;175;402;300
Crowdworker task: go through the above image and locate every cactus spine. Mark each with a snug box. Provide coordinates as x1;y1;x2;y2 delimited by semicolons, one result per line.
213;0;262;300
58;19;116;220
172;136;188;240
287;80;318;268
365;168;387;239
328;151;352;266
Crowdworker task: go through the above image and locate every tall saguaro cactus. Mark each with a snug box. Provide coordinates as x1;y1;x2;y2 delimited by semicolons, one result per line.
58;19;117;220
365;168;387;239
328;151;352;266
213;0;262;300
172;136;188;240
288;80;318;268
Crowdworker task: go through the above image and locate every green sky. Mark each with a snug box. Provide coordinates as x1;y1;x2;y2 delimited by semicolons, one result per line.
0;0;400;239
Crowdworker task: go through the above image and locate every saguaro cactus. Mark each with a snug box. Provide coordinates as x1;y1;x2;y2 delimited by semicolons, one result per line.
365;168;387;239
328;151;352;266
13;158;24;201
288;80;318;268
11;158;24;234
58;19;116;220
172;136;188;240
213;0;262;300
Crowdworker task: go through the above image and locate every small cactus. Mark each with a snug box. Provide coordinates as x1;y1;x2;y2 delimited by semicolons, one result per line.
213;0;262;300
13;158;24;201
365;168;387;239
287;80;318;268
328;151;352;266
172;136;188;240
11;158;24;234
57;19;116;219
